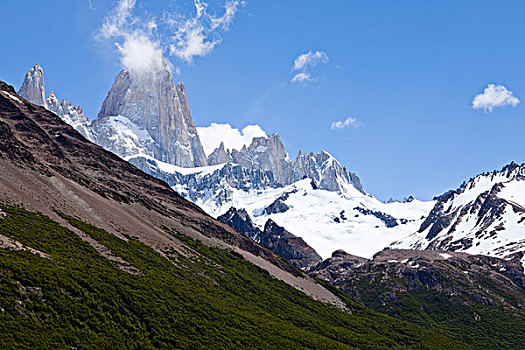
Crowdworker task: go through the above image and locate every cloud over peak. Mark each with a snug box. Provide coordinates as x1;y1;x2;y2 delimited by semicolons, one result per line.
98;0;244;73
291;50;329;84
472;84;520;112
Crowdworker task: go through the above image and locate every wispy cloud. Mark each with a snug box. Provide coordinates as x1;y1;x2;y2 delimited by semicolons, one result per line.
290;72;313;83
196;123;266;155
167;0;244;63
291;50;329;84
472;84;520;112
331;117;358;130
97;0;244;73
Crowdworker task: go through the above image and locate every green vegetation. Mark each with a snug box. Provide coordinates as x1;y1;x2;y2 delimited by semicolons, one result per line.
350;275;525;349
0;206;469;349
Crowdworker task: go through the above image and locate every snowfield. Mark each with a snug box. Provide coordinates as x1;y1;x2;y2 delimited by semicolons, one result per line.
189;177;434;259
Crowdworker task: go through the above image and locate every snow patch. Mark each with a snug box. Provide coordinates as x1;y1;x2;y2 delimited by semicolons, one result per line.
1;91;22;103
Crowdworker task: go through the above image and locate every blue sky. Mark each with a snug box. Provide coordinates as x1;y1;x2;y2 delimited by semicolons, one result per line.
1;0;525;201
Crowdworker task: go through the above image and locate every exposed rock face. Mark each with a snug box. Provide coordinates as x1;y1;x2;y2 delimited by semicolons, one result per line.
230;134;293;184
261;219;323;270
217;207;262;241
218;207;322;269
392;162;525;264
309;250;368;281
263;196;290;215
293;150;364;194
95;62;207;168
353;206;401;228
19;64;47;108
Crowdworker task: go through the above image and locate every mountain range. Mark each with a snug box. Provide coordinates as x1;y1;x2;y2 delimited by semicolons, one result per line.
17;62;525;272
1;60;524;348
0;75;475;349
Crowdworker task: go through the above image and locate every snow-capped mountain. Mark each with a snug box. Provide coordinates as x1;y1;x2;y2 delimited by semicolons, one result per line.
94;61;208;167
392;162;525;266
217;207;323;269
19;64;92;140
211;177;433;259
126;151;434;259
128;132;364;201
205;133;364;193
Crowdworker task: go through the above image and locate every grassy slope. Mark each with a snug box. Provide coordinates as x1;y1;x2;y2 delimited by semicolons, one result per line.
0;206;470;349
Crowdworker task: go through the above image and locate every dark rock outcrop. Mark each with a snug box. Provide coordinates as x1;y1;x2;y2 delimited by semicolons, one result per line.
218;207;322;269
354;206;399;228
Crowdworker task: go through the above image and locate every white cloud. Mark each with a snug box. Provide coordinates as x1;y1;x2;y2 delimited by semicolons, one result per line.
291;50;329;84
166;0;245;63
196;123;266;155
98;0;164;74
98;0;244;73
115;33;165;73
291;73;313;83
472;84;520;112
331;117;358;130
293;51;329;71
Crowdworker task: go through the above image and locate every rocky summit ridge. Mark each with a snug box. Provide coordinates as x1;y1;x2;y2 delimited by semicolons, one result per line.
18;64;92;140
18;64;47;108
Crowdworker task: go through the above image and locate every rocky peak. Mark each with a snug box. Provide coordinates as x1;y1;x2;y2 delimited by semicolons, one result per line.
18;65;92;140
45;91;91;141
208;142;231;165
261;219;323;270
19;64;47;108
293;149;365;194
96;59;207;168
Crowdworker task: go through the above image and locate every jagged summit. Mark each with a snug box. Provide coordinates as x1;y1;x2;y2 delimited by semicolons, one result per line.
46;90;91;140
204;132;365;195
208;141;231;165
94;59;208;168
392;161;525;266
218;207;323;269
19;64;47;108
18;64;92;140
